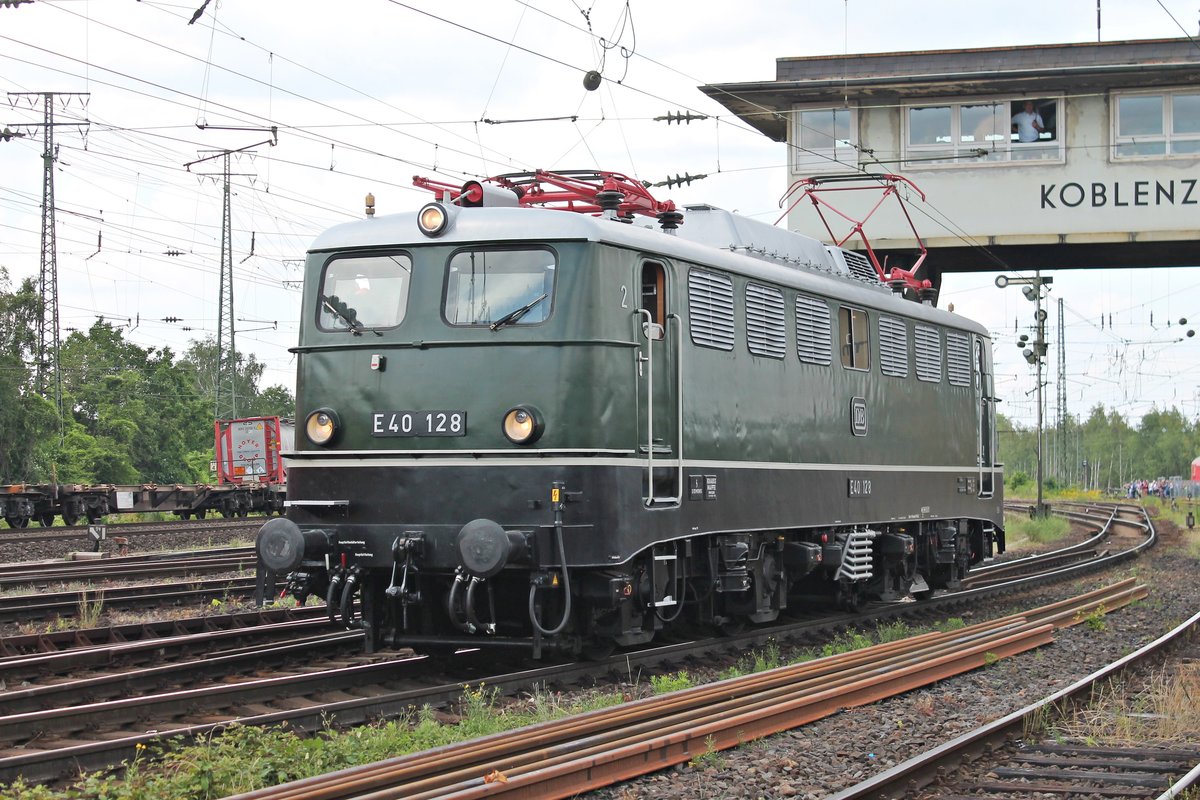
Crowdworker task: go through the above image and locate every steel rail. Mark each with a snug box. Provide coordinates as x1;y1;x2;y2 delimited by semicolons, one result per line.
0;518;260;547
0;552;259;587
826;610;1200;800
0;604;329;658
0;575;273;624
0;545;254;577
217;581;1146;800
823;504;1177;800
0;617;362;705
965;504;1116;585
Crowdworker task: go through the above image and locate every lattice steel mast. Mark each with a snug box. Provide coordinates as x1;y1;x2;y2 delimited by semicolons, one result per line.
184;128;275;421
216;151;236;420
7;92;90;438
1055;298;1067;483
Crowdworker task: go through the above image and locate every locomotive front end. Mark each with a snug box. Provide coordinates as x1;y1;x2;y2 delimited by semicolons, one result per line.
256;187;648;656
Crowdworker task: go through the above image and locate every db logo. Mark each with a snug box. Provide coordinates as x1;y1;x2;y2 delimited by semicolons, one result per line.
850;397;868;436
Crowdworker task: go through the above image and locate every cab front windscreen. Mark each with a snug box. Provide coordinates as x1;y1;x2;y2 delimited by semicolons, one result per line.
443;247;556;327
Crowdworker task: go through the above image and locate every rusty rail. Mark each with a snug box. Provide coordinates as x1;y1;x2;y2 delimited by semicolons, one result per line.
220;579;1146;800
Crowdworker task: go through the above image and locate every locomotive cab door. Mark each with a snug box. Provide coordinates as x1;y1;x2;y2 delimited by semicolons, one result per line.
636;260;681;506
974;336;996;497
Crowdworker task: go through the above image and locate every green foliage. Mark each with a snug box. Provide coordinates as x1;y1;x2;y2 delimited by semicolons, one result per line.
0;286;292;485
874;620;913;643
1006;470;1031;491
178;336;293;420
999;404;1200;492
689;735;727;769
0;270;58;483
1076;603;1109;632
650;670;694;694
934;617;967;632
1004;512;1070;546
821;629;874;657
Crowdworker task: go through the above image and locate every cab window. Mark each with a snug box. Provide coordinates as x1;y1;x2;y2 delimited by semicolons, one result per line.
838;306;870;370
444;247;556;327
318;253;411;332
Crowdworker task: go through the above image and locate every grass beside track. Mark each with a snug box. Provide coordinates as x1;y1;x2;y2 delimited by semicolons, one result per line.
1003;512;1071;551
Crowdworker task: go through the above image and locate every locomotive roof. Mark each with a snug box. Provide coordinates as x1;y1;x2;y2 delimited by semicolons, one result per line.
309;205;988;336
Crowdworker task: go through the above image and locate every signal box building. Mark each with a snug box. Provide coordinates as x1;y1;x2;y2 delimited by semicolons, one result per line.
701;38;1200;291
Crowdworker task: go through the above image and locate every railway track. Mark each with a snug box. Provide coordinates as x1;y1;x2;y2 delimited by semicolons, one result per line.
0;517;261;548
213;581;1149;800
0;575;271;625
827;608;1200;800
962;502;1139;588
0;546;256;588
0;502;1159;790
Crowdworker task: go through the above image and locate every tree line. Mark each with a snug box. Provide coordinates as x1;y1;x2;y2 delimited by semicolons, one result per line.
999;405;1199;491
1;268;293;486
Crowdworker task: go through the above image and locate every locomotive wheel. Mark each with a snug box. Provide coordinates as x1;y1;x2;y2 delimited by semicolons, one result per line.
717;617;747;636
582;637;616;661
63;512;79;527
221;508;234;519
836;584;865;613
37;513;55;527
196;509;207;519
179;512;192;520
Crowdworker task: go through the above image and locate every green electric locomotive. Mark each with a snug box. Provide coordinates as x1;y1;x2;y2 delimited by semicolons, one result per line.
256;169;1004;657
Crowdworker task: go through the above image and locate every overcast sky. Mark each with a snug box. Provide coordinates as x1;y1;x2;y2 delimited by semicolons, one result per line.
2;0;1198;430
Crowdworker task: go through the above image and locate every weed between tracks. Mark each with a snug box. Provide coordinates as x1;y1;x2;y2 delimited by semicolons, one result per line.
1003;512;1071;550
1056;663;1200;745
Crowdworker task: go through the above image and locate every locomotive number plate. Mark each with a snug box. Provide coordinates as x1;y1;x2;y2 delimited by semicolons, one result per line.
371;410;466;437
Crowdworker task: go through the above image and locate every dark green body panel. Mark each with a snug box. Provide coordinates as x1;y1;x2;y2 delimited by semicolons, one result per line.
288;234;1002;571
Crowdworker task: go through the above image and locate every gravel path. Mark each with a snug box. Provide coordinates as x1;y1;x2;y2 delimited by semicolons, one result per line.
590;517;1199;800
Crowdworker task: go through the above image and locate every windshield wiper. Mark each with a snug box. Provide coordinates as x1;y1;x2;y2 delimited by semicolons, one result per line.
321;295;381;337
489;293;548;331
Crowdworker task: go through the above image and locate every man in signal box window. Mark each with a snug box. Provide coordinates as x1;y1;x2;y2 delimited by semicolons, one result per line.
1011;100;1045;143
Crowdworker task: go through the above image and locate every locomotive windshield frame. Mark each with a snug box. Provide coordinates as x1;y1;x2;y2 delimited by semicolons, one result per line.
442;245;557;328
317;251;412;333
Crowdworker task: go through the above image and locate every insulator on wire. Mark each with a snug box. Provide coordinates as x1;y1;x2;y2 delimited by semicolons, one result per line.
654;110;709;125
653;172;707;190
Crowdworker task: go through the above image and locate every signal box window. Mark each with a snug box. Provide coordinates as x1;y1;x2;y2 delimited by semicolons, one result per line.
839;306;870;371
443;247;556;327
905;97;1062;166
791;106;858;174
1114;90;1200;158
318;253;411;332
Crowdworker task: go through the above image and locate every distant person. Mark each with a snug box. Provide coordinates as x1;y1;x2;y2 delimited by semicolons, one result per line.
1011;101;1045;143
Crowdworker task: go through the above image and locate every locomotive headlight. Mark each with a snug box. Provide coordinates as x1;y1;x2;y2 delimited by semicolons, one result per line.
417;202;455;237
305;408;341;446
502;405;543;445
